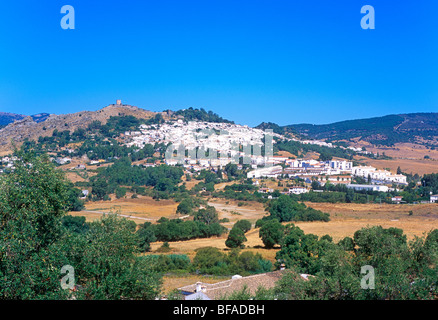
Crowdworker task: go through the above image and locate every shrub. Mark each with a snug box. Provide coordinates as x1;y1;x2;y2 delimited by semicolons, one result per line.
225;227;247;248
259;220;284;249
233;219;252;233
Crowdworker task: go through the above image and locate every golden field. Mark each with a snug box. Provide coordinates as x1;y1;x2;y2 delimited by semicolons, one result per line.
72;196;438;261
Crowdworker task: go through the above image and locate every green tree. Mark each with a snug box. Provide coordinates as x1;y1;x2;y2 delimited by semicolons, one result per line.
136;222;157;252
259;220;285;249
65;214;162;299
176;198;194;215
194;206;219;225
62;215;89;234
224;163;239;178
0;150;163;300
266;195;329;222
233;219;252;233
0;152;71;299
225;227;247;249
115;186;127;199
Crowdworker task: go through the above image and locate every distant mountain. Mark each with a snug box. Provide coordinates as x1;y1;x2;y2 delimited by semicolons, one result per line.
0;112;51;126
0;112;25;126
30;113;51;123
280;113;438;146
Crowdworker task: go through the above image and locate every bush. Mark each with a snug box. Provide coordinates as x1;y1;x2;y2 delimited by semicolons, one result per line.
115;187;127;199
233;220;252;233
267;195;330;222
142;254;191;272
255;219;266;228
192;247;272;276
259;220;284;249
225;227;247;248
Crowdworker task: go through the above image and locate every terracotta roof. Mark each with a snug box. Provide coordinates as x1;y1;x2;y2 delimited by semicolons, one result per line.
178;270;289;300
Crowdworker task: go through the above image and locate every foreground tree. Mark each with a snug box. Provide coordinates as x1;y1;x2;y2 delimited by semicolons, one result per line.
64;214;162;299
0;151;71;299
0;150;162;300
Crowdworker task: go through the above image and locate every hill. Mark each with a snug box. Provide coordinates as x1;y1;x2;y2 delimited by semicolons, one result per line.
266;113;438;147
0;103;156;152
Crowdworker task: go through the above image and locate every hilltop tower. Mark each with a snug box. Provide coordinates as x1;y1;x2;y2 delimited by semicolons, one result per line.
116;99;122;106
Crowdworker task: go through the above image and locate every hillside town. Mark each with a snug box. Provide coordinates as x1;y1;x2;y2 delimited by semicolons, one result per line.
0;118;414;200
120;120;410;196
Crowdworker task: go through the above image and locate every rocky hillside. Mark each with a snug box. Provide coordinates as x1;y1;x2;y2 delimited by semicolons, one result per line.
0;103;156;152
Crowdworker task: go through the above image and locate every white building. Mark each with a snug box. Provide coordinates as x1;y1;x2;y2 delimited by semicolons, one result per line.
288;186;309;195
431;195;438;203
328;160;353;171
346;184;389;192
247;166;283;179
352;166;407;185
352;166;376;178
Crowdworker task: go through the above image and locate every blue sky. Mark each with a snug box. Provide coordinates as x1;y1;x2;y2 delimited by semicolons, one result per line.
0;0;437;126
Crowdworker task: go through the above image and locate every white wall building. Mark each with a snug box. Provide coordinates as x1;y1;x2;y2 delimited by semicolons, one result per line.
247;165;283;179
288;186;309;195
329;160;353;171
346;184;389;192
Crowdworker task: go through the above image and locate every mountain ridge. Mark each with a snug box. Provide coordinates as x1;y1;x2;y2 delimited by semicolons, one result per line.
1;106;437;152
257;112;438;147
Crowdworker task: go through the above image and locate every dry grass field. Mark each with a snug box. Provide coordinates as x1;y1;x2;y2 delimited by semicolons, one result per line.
70;196;179;223
147;201;438;258
351;142;438;175
365;143;438;160
298;202;438;242
72;196;438;242
71;194;438;265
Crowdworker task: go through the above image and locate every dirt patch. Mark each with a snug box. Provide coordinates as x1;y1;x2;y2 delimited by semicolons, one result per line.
73;196;179;223
207;199;267;228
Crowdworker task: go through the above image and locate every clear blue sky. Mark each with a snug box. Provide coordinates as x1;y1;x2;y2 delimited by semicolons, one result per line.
0;0;437;126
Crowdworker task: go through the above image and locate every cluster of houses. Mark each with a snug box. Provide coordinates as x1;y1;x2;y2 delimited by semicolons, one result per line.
0;156;17;173
246;159;407;185
351;166;407;184
244;159;414;198
127;120;284;154
125;119;373;172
